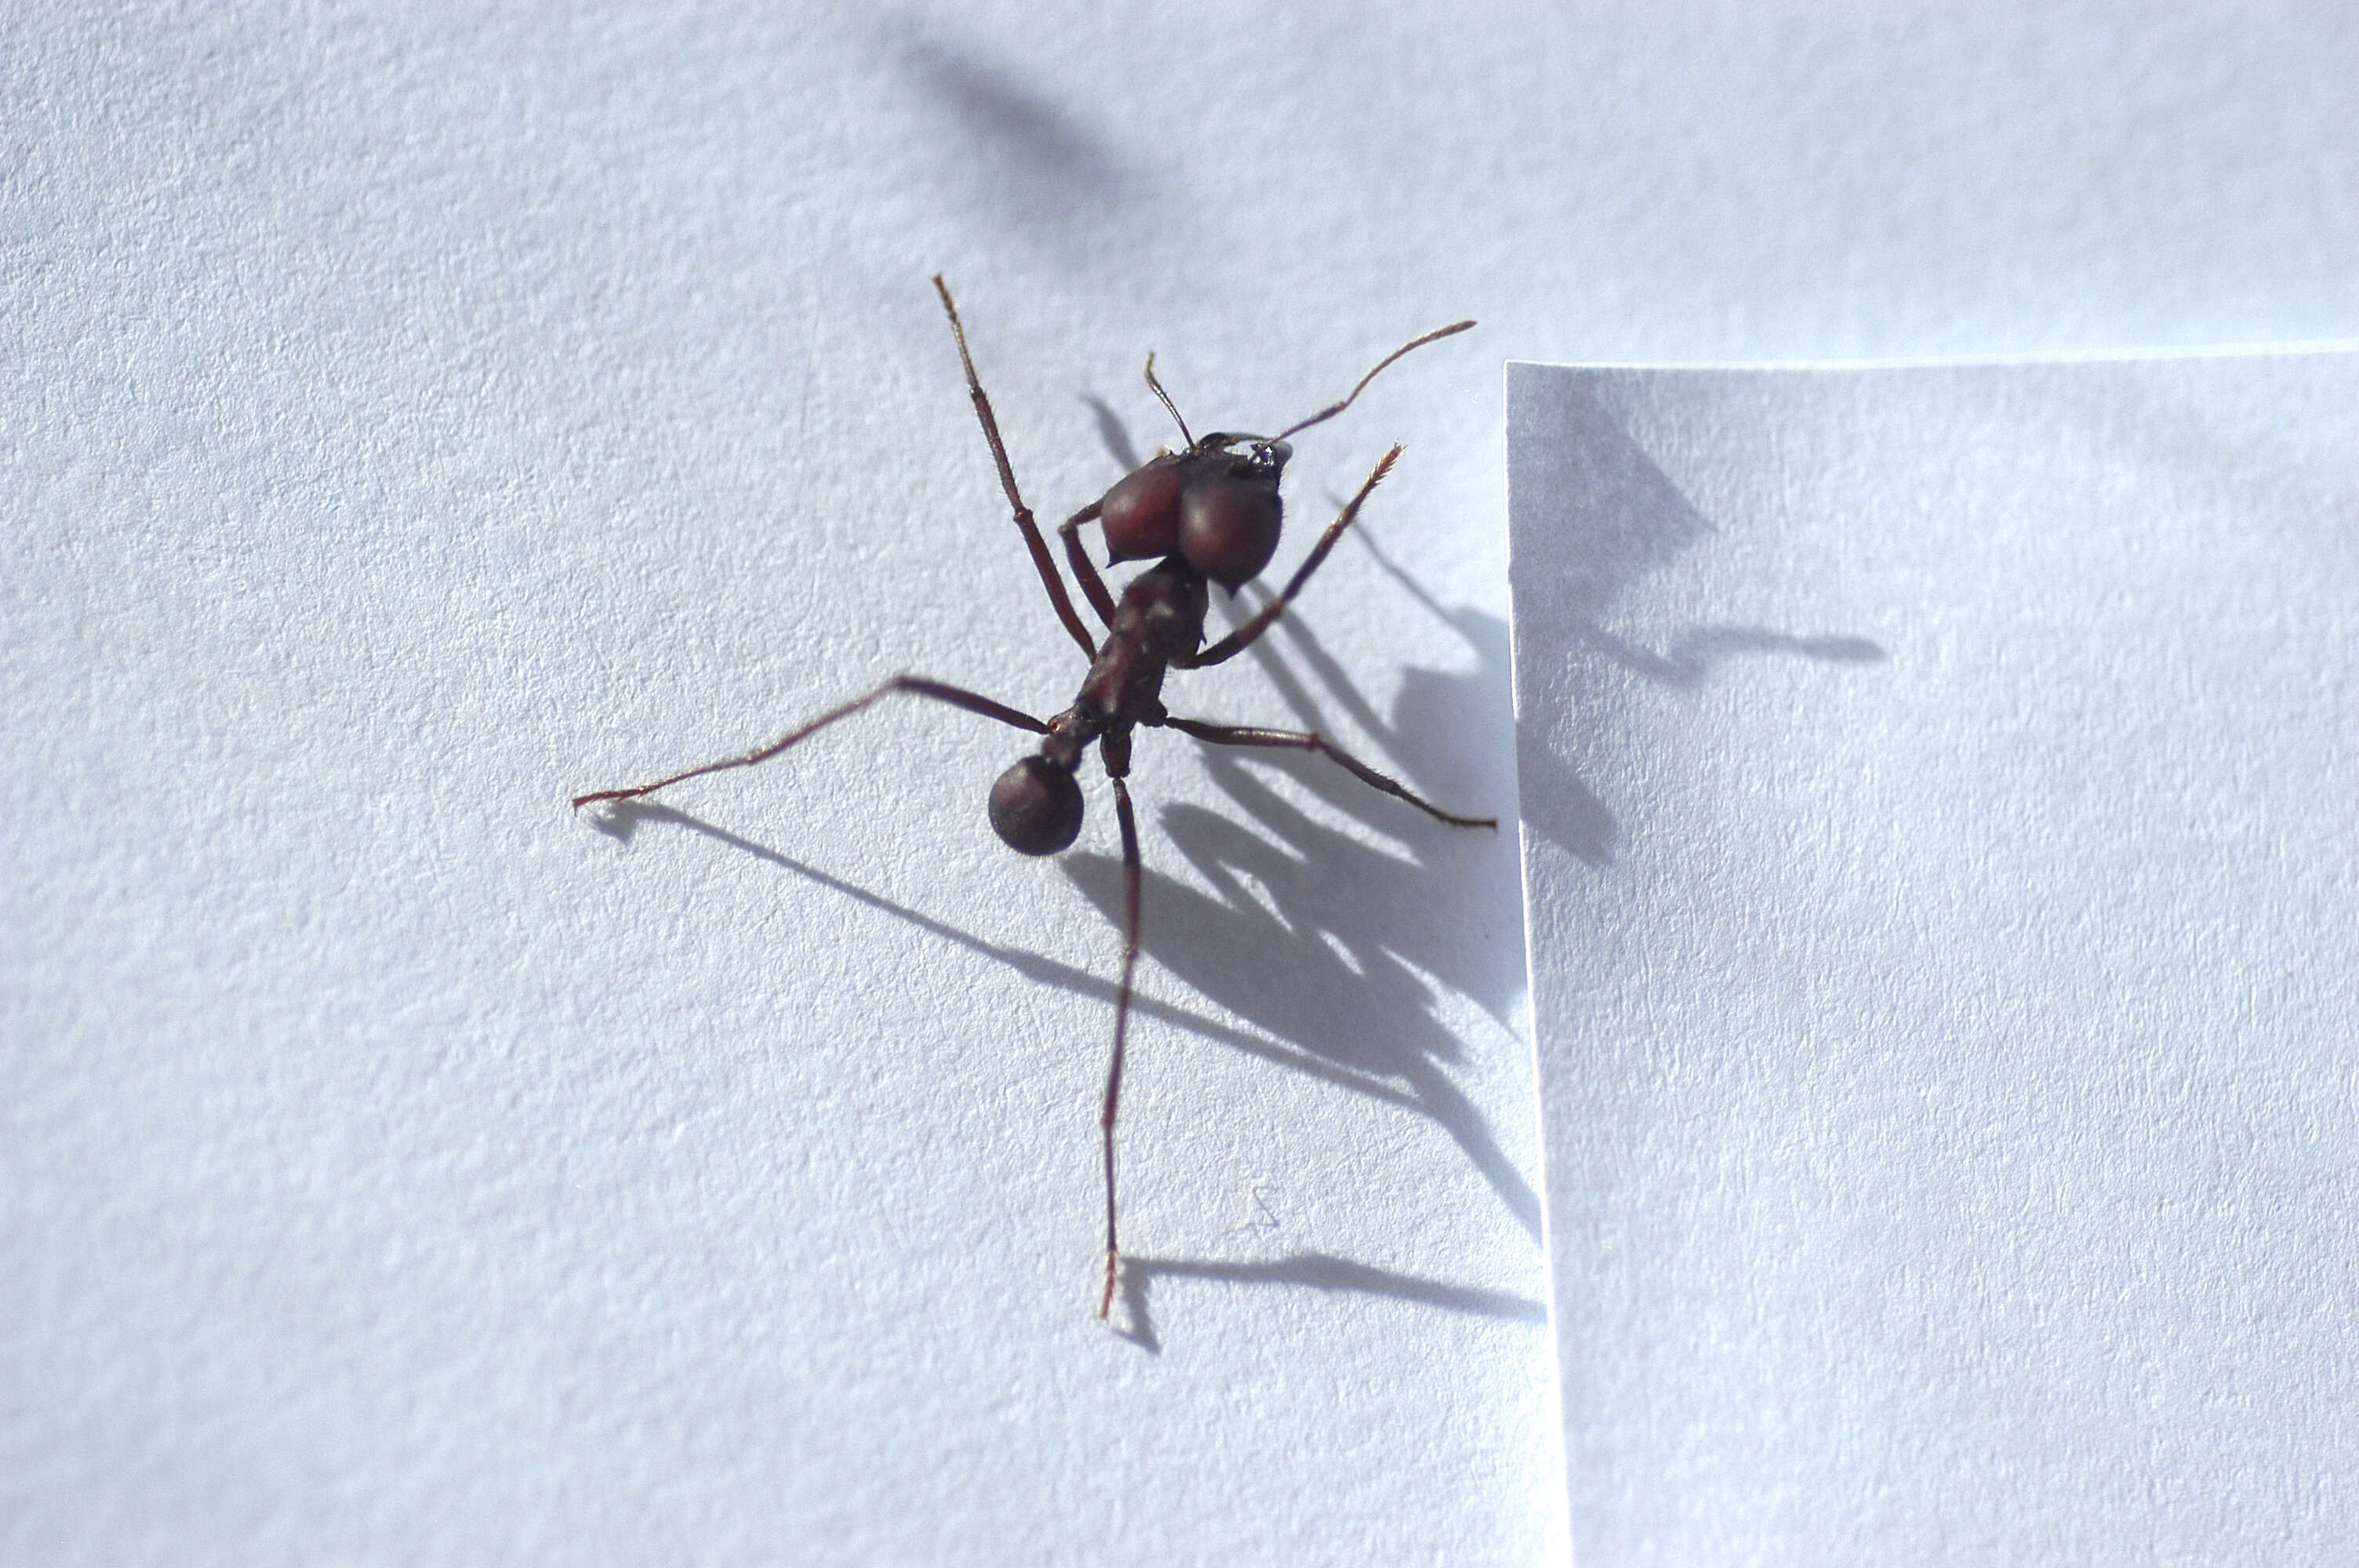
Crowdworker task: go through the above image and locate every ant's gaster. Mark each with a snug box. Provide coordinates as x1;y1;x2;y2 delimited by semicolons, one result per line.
575;278;1492;1319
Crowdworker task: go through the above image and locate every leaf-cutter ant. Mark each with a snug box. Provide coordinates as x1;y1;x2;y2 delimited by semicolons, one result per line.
575;278;1493;1319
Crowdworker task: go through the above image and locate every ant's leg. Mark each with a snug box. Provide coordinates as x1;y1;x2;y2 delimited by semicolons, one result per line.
572;675;1046;810
1058;499;1118;629
1160;714;1497;829
1097;768;1143;1319
931;276;1099;658
1185;445;1401;668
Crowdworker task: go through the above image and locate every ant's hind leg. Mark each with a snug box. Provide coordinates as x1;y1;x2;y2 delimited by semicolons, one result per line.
1098;771;1143;1319
1159;715;1496;829
572;675;1048;810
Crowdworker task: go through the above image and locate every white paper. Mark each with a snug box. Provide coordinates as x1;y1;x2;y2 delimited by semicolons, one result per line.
10;0;2359;1560
5;7;1551;1563
1507;350;2359;1564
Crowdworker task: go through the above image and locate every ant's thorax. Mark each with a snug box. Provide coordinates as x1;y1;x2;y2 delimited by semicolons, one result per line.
1041;558;1210;767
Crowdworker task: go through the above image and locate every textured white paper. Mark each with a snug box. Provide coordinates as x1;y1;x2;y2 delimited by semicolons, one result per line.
9;0;2359;1561
1507;351;2359;1563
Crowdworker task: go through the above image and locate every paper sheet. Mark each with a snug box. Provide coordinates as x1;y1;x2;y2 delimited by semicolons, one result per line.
1507;350;2358;1563
12;0;2359;1559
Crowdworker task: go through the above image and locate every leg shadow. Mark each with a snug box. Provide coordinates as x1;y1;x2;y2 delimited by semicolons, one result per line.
1064;749;1543;1243
588;800;1483;1120
1108;1251;1548;1354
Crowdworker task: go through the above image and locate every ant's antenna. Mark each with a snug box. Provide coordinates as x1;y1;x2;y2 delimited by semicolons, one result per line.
1142;354;1195;449
1271;320;1476;443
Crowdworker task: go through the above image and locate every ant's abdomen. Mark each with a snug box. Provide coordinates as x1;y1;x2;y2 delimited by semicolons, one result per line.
989;755;1084;855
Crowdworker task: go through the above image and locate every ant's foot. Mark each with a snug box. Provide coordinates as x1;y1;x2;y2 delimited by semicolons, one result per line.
1096;1249;1120;1319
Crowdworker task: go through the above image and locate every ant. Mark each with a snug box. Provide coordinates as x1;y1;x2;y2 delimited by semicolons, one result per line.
575;278;1494;1319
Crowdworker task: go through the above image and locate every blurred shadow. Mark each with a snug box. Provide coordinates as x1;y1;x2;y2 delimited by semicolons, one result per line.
1051;394;1538;1242
1510;381;1889;862
592;395;1539;1324
1108;1251;1548;1353
1192;527;1525;1026
1579;623;1888;687
1064;752;1538;1241
1079;392;1144;474
892;31;1140;251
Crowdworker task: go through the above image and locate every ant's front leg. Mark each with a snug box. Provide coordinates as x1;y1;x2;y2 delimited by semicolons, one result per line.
1058;499;1118;629
1185;445;1401;668
572;675;1048;810
932;277;1100;659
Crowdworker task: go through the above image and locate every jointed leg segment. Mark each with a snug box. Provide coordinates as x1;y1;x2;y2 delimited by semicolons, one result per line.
932;276;1100;659
1099;772;1143;1319
571;675;1046;810
1058;499;1119;629
1161;714;1497;829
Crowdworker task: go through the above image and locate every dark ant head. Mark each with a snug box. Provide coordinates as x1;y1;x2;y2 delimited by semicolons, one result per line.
988;754;1084;855
1096;314;1473;593
1099;452;1191;564
1180;437;1289;590
1098;436;1293;590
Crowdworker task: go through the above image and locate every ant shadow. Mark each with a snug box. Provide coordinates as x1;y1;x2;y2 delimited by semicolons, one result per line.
1110;1252;1547;1356
1060;598;1541;1345
589;798;1477;1123
595;797;1548;1346
1062;744;1536;1213
1510;380;1890;866
587;394;1547;1345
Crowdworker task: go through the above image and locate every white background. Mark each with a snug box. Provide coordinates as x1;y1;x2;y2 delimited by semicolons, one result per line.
7;3;2355;1563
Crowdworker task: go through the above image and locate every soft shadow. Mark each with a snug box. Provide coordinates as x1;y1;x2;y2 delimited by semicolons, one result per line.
587;800;1485;1126
1079;393;1144;474
591;434;1538;1315
1108;1252;1548;1353
892;31;1141;251
1064;764;1538;1241
1187;530;1525;1027
1580;623;1888;687
1510;382;1889;862
1060;528;1539;1240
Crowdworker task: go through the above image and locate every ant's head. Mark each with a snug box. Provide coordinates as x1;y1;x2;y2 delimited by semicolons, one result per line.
1095;316;1472;591
988;754;1083;856
1099;436;1291;591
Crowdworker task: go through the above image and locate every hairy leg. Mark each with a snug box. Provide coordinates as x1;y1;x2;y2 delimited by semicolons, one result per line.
932;276;1099;657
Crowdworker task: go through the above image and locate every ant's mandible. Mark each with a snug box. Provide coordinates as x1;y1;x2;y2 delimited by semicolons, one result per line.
575;278;1494;1319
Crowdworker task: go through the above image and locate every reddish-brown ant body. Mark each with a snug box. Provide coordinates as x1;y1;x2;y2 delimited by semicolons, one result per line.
576;278;1492;1318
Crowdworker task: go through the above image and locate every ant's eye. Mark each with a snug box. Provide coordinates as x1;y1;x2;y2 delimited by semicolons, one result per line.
1179;471;1283;590
988;756;1084;856
1100;456;1189;563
